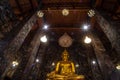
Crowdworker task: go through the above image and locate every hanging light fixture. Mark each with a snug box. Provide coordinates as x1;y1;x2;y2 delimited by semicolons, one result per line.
87;9;95;17
58;33;73;47
12;61;19;67
84;36;92;44
37;11;44;17
62;9;69;16
116;64;120;70
40;35;47;43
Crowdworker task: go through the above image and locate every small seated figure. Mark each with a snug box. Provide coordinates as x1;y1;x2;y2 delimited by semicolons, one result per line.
47;50;85;80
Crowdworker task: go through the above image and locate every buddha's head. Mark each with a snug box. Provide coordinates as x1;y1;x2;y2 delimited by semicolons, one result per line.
62;49;69;61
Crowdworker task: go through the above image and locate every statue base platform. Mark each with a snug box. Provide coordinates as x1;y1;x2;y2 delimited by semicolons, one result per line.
47;78;84;80
46;75;85;80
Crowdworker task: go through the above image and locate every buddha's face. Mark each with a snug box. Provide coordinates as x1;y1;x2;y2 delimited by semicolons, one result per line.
62;55;69;61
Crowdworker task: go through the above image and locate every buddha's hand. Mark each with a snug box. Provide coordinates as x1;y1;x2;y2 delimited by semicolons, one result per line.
47;71;56;77
69;72;74;75
51;71;56;75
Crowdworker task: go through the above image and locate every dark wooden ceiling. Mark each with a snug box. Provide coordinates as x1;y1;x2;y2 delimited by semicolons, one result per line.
7;0;120;43
43;9;89;28
9;0;120;24
9;0;38;18
7;0;120;46
42;0;91;9
8;0;120;48
40;0;92;29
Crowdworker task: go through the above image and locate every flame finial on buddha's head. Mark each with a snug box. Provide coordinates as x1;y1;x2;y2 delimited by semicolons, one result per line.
62;49;69;56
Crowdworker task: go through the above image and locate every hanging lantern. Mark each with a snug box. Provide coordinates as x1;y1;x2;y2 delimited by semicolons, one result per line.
58;33;73;47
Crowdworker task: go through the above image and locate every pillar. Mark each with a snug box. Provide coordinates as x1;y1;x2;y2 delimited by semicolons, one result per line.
95;12;120;55
4;13;37;61
2;13;37;79
91;33;116;80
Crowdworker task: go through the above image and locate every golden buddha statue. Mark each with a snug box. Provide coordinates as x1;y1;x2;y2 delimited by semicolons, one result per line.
47;50;85;80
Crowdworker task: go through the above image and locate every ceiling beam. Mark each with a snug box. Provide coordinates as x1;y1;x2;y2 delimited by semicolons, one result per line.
94;0;103;9
14;0;23;14
89;0;97;8
100;0;104;9
49;27;81;29
29;0;34;10
42;2;90;9
116;13;120;15
110;2;119;17
117;0;120;5
41;27;83;32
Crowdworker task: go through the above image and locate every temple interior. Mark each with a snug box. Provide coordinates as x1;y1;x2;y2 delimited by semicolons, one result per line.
0;0;120;80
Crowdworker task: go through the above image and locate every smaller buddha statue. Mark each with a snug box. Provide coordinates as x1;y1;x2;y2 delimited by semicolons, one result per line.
47;50;85;80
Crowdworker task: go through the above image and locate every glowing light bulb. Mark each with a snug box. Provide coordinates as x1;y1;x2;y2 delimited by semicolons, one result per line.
36;59;39;62
75;64;79;68
40;35;47;43
43;25;48;29
52;62;55;66
92;60;96;65
83;25;89;30
84;36;92;44
12;61;19;67
116;64;120;70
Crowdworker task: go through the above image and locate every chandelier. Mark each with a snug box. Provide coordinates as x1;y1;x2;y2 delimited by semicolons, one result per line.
58;33;73;47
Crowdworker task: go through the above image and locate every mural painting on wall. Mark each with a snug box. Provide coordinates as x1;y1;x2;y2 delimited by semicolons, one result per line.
0;0;15;40
4;14;37;61
0;0;14;24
